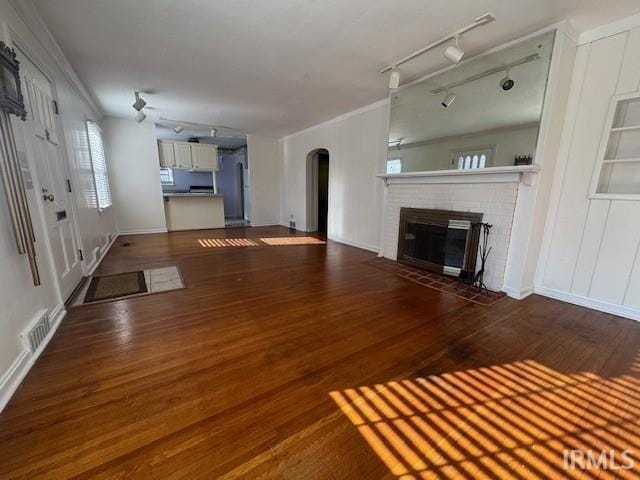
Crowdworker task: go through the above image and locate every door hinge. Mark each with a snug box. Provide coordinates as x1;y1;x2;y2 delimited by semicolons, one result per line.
66;178;72;193
52;100;59;115
78;249;83;261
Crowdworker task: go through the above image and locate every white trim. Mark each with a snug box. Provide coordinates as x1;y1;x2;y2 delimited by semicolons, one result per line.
578;12;640;46
85;232;118;276
535;286;640;322
283;98;390;140
0;304;67;413
377;165;539;186
328;235;379;254
502;285;534;300
118;227;168;235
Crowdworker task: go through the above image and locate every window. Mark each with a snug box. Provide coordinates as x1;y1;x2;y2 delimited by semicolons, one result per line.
87;120;112;210
160;167;174;185
451;147;494;170
387;158;402;174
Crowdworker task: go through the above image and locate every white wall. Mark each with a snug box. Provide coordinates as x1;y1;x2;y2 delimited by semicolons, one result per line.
103;117;166;234
247;134;281;226
390;125;539;172
0;0;116;411
536;25;640;321
281;101;389;251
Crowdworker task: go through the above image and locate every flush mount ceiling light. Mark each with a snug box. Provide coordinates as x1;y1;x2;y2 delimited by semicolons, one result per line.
388;68;400;89
444;36;464;64
441;92;456;108
135;110;147;123
379;13;494;78
174;124;185;134
132;91;146;111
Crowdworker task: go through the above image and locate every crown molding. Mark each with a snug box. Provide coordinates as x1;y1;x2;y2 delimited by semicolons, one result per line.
7;0;102;116
578;12;640;45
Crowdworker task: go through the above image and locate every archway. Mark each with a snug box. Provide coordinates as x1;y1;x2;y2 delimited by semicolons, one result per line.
305;148;329;235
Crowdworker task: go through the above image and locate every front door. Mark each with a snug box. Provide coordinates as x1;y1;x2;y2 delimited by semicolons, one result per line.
14;49;83;300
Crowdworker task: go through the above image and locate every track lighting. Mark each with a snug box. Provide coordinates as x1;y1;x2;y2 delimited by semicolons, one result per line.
499;69;515;91
441;92;456;108
132;91;146;111
444;36;464;64
174;124;184;134
389;68;400;89
135;110;147;123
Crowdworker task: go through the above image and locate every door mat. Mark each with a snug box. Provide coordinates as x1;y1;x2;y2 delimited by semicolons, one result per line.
84;271;147;303
367;257;506;306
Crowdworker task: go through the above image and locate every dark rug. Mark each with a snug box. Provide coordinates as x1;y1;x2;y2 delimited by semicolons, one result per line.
84;271;147;303
367;257;506;306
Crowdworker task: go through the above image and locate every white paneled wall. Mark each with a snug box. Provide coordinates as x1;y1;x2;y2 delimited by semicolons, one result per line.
281;101;389;251
537;27;640;320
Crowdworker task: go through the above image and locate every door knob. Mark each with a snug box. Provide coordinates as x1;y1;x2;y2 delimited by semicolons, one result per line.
42;188;55;202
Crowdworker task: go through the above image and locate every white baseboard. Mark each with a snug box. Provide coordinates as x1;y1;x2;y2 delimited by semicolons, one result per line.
86;232;119;276
0;303;67;413
327;235;379;254
119;227;168;235
502;285;535;300
535;285;640;322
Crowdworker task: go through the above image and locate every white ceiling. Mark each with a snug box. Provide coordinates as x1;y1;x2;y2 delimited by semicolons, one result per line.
33;0;640;137
390;31;554;145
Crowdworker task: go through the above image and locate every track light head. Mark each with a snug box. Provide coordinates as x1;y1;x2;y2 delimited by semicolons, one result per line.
441;92;456;108
210;128;217;137
174;124;184;134
132;91;147;111
444;36;464;64
499;69;515;91
389;68;400;89
135;110;147;123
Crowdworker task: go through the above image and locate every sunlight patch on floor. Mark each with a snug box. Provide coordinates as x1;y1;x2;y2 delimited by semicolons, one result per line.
198;238;259;248
259;236;326;245
330;360;640;479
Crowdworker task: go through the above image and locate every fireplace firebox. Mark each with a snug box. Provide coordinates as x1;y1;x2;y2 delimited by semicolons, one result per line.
397;208;483;278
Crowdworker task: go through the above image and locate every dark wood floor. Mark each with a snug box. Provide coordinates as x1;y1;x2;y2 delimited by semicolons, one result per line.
1;226;639;479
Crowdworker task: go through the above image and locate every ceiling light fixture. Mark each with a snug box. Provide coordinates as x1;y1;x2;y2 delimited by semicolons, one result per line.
210;128;217;137
388;68;400;89
444;36;464;64
441;91;456;108
499;68;515;91
135;110;147;123
132;91;146;111
379;13;494;75
174;124;184;134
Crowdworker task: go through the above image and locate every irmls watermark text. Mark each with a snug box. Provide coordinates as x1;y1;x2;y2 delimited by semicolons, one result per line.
564;449;635;470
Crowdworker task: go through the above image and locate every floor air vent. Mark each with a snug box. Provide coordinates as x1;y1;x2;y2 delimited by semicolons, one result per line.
25;312;51;354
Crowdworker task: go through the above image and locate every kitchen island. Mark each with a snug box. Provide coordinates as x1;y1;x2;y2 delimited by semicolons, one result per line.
163;193;225;231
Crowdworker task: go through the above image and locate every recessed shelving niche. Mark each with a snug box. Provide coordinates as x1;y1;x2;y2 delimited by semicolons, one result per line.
592;94;640;198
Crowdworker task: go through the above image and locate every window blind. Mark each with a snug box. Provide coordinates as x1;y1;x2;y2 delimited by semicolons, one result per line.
87;120;112;210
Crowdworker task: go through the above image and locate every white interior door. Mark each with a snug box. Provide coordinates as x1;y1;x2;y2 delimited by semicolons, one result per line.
17;50;83;300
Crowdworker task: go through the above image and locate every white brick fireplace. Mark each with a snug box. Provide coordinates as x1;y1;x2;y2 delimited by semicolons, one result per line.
378;166;538;292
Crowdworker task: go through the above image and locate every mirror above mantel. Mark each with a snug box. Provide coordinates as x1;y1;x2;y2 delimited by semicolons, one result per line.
388;30;555;174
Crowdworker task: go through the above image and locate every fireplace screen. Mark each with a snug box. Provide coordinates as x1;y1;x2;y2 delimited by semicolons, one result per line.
398;208;483;276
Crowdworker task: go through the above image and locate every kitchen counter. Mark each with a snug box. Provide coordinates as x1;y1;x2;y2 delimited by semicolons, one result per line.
163;192;223;198
163;194;225;231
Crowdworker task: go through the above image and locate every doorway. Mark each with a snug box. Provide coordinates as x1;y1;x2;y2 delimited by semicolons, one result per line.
13;46;84;300
306;149;329;235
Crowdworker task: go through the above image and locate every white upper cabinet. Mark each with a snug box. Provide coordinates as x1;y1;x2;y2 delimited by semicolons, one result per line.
158;140;176;168
174;142;192;169
157;140;218;171
191;144;218;171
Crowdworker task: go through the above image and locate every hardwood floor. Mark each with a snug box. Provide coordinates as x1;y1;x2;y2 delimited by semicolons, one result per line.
1;226;640;479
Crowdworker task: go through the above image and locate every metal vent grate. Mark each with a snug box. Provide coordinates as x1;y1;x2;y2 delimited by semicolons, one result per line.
26;313;51;353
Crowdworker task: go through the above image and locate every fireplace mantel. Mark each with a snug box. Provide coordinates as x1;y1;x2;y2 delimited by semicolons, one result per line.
377;165;540;187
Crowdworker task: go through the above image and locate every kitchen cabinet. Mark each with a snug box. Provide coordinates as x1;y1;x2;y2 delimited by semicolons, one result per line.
191;144;218;171
157;140;218;171
158;140;175;167
174;143;192;169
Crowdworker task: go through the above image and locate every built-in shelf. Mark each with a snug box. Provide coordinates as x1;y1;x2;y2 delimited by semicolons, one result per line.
377;165;540;186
